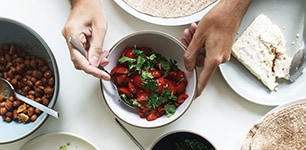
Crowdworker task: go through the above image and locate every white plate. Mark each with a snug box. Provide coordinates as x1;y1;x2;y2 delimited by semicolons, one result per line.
219;0;306;106
241;97;306;149
21;132;98;150
113;0;219;26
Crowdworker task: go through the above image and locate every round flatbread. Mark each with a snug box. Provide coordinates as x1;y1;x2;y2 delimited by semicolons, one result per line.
241;101;306;150
123;0;217;18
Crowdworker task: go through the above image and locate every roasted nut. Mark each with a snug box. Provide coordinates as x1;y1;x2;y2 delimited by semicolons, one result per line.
5;101;13;110
17;113;29;123
30;114;37;121
27;107;34;116
17;104;27;113
0;44;55;123
0;107;7;115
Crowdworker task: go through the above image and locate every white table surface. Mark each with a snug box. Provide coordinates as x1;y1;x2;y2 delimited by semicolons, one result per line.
0;0;291;149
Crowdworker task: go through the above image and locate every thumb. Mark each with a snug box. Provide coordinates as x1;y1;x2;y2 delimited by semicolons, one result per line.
88;29;106;67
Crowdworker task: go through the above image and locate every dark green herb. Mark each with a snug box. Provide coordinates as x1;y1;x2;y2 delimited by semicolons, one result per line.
175;138;215;150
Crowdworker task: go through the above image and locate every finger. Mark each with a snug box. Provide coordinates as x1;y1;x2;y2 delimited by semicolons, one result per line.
88;25;107;67
183;29;193;45
100;50;110;66
183;33;203;71
196;62;218;97
178;38;188;47
189;22;198;34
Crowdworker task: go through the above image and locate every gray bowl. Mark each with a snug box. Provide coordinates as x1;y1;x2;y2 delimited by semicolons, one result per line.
0;17;59;143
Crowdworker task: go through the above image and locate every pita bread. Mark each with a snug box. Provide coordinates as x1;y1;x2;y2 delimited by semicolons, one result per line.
123;0;217;18
241;101;306;150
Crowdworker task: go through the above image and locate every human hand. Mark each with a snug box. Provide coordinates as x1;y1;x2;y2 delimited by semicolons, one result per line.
62;0;110;80
179;0;251;96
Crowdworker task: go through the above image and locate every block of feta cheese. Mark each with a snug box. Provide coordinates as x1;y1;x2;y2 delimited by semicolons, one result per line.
232;14;291;91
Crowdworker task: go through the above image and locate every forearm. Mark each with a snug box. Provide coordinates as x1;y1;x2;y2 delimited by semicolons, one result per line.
220;0;252;23
68;0;103;8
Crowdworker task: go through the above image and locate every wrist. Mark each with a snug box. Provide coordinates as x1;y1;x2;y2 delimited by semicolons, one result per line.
69;0;102;8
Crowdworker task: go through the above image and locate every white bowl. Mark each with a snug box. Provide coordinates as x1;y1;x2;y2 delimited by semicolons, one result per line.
21;132;98;150
100;30;197;128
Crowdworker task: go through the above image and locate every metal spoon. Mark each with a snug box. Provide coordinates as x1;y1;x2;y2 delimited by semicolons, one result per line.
0;78;59;118
289;10;306;82
68;37;135;109
115;118;145;150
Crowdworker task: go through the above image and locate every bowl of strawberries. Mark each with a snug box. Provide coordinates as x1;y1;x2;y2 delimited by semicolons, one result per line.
100;30;197;128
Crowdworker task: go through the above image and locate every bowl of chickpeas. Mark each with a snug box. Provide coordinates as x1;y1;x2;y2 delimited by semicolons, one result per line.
0;17;59;143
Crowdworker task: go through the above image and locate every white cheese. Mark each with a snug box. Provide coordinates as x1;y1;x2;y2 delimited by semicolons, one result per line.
232;14;291;91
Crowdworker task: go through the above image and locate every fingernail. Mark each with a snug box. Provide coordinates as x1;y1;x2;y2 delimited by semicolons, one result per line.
91;56;100;66
185;64;193;71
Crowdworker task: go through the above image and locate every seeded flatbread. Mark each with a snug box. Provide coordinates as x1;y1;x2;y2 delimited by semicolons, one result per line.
123;0;217;18
241;101;306;150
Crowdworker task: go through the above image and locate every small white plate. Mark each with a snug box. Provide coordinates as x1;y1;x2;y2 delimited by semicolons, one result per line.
219;0;306;106
21;132;98;150
113;0;219;26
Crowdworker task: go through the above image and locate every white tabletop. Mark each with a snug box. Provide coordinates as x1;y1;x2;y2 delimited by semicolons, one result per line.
0;0;288;149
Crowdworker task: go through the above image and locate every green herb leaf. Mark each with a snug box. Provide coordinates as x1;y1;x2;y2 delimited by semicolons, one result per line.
164;104;176;117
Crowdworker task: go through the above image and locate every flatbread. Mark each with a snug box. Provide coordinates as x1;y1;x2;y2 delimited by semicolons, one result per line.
241;101;306;150
123;0;217;18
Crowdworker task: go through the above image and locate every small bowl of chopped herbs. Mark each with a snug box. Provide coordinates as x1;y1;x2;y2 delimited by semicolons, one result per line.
151;131;216;150
100;30;197;128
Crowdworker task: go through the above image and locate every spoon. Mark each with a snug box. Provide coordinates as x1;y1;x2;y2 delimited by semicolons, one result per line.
68;37;135;109
115;118;145;150
289;10;306;82
0;78;59;118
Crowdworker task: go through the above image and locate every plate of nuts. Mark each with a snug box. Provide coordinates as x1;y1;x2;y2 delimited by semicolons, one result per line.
0;18;59;143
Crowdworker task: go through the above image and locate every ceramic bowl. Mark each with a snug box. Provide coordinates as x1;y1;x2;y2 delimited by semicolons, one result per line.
100;30;197;128
151;131;216;150
0;17;59;143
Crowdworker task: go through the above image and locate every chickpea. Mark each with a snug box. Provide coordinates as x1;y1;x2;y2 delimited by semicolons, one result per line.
4;116;12;122
0;107;7;115
42;98;49;106
0;95;4;102
30;114;37;121
30;59;37;68
5;101;13;110
11;78;18;85
12;100;21;107
35;108;41;115
34;97;42;103
27;107;34;116
6;111;13;118
43;70;53;78
47;77;55;86
0;44;55;123
44;87;54;95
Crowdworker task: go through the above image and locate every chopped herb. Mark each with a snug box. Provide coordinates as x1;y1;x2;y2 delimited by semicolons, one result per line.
175;138;215;150
164;104;176;117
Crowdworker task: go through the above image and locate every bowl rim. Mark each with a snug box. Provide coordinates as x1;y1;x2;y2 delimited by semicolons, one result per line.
150;130;216;150
20;131;98;150
100;30;197;128
0;17;60;144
